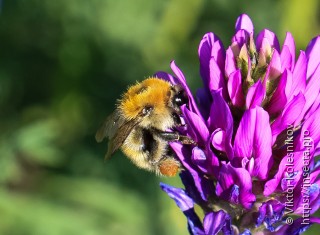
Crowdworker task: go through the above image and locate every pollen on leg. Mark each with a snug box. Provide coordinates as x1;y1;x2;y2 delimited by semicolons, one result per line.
159;158;180;177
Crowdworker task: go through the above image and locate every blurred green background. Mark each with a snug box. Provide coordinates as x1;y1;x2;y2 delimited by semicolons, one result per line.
0;0;319;234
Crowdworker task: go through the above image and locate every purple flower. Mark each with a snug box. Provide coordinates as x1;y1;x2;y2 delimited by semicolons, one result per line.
159;14;320;234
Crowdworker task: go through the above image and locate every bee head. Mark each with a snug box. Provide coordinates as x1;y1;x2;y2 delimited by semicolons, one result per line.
170;85;188;112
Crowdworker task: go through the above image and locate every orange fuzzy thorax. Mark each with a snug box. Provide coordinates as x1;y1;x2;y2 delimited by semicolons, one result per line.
119;78;172;120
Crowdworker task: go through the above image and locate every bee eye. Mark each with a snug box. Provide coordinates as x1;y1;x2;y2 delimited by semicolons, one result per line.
142;105;153;116
174;91;188;106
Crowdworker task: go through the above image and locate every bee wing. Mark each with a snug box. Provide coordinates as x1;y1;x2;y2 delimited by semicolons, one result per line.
105;118;139;159
95;110;122;143
95;110;141;159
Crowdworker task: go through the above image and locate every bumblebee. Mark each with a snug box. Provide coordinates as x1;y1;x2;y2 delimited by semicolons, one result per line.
95;77;195;176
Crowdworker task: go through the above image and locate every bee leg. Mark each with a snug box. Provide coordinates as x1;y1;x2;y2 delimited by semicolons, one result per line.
178;135;197;145
156;131;196;145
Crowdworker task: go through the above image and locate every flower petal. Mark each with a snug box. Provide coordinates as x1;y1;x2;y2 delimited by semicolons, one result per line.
208;90;233;133
204;211;233;235
198;32;225;74
256;200;285;231
170;142;214;201
208;90;234;158
305;91;320;119
289;51;307;99
233;109;255;161
160;183;194;211
216;163;255;209
266;69;292;116
228;69;245;108
246;80;265;109
196;88;212;119
281;32;296;71
239;229;251;235
264;152;304;196
180;171;206;206
273;217;320;235
208;58;226;94
294;173;320;215
171;61;202;116
233;107;273;179
309;183;320;214
160;182;205;235
267;49;282;80
211;128;226;152
306;36;320;78
225;46;237;77
154;71;178;84
198;33;226;99
280;45;293;72
271;92;306;143
235;14;254;35
298;107;320;152
191;147;209;174
300;63;320;118
256;29;280;52
181;105;209;146
232;29;250;49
